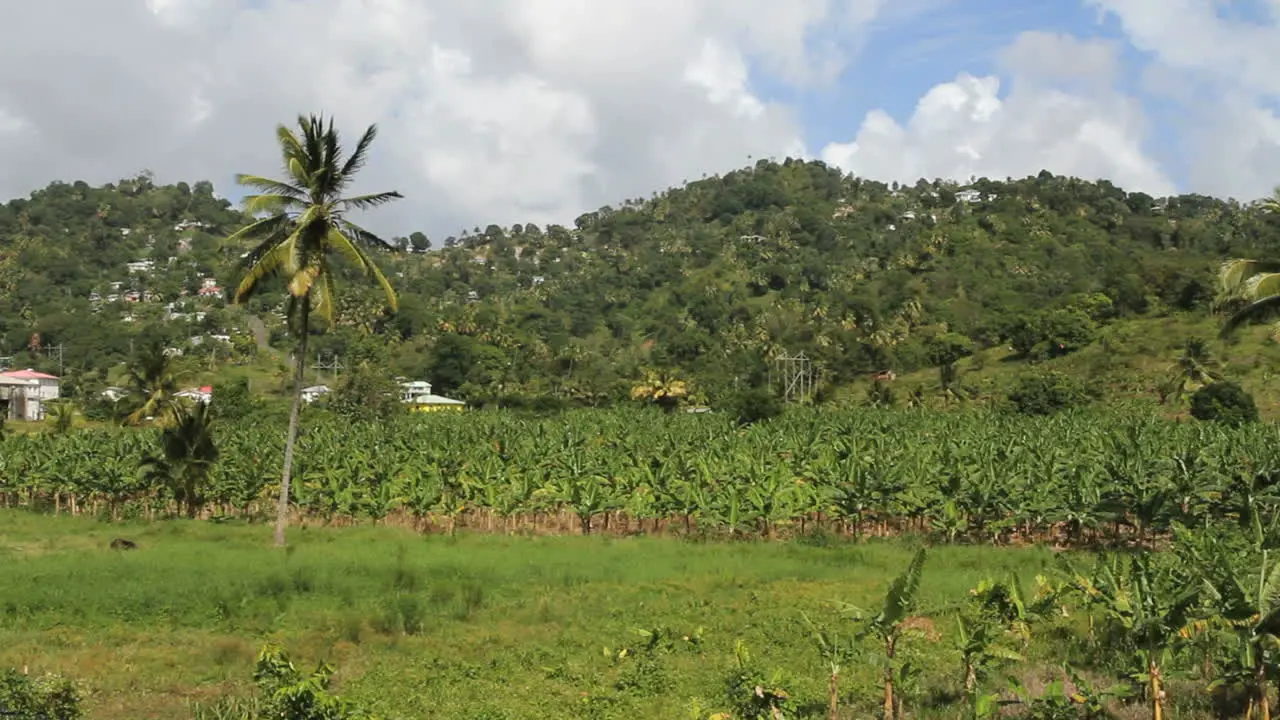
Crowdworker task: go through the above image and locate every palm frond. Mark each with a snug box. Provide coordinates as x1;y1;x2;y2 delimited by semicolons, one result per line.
301;115;327;188
331;224;398;311
325;226;370;273
338;191;403;212
312;265;338;324
363;252;399;312
338;124;378;186
1257;186;1280;213
1219;260;1280;297
226;213;291;249
242;193;305;216
320;118;341;194
1221;295;1280;337
276;124;309;187
340;218;398;250
235;174;306;200
1247;272;1280;300
235;240;294;303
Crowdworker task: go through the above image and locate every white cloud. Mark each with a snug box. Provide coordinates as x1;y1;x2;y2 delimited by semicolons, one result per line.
2;0;1277;239
0;0;870;236
1087;0;1280;199
821;33;1175;196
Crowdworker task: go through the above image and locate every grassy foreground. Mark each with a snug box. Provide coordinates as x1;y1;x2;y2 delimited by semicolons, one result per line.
0;512;1067;719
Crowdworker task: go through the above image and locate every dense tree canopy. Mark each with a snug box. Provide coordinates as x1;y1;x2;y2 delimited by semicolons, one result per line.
3;160;1279;406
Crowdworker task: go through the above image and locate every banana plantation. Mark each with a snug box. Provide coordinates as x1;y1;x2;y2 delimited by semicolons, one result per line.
3;407;1280;546
12;407;1280;718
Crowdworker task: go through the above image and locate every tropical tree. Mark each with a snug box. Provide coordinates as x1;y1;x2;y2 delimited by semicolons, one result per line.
1254;185;1280;215
141;401;219;518
629;370;688;412
124;341;185;426
46;401;75;435
1069;554;1198;720
852;548;927;720
228;113;402;547
1159;337;1223;405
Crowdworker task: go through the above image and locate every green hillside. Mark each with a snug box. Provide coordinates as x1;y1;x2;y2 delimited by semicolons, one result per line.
3;160;1280;413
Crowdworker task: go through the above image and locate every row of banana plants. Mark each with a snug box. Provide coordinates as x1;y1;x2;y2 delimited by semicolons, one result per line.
716;521;1280;720
3;407;1280;545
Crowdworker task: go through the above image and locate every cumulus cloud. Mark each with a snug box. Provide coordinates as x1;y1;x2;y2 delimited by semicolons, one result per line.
820;32;1176;196
1;0;1277;239
0;0;870;236
1087;0;1280;201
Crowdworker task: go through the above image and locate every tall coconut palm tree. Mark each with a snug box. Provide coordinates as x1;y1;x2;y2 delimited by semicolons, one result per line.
229;114;402;547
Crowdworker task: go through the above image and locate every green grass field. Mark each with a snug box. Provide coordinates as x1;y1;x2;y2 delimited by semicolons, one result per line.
0;511;1078;719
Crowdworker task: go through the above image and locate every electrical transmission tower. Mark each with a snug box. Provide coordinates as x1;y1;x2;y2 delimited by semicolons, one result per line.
312;353;344;382
771;351;814;404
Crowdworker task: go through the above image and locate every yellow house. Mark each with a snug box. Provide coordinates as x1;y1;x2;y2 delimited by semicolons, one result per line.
401;380;466;412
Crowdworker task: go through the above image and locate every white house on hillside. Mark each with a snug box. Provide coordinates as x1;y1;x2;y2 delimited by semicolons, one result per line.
0;369;60;421
301;385;331;404
400;380;465;412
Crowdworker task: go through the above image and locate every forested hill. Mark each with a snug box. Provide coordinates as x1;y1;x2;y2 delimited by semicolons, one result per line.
3;160;1279;406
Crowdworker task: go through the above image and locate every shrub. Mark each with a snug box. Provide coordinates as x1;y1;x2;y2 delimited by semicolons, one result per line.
325;363;404;422
865;380;895;408
190;645;375;720
1009;309;1097;360
724;387;783;425
1006;371;1094;415
0;669;82;720
1189;381;1258;426
211;377;257;421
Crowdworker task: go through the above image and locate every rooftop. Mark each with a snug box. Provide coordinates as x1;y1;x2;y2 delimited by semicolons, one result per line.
0;368;58;380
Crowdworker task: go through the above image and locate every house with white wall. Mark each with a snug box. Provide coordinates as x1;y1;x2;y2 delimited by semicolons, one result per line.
0;369;59;421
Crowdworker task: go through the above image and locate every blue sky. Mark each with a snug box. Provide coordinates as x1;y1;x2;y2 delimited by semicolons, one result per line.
752;0;1193;187
793;1;1120;139
741;0;1277;203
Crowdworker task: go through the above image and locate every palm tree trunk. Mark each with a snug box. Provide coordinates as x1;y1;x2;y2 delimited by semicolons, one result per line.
883;636;896;720
827;669;839;720
1149;659;1163;720
274;296;310;548
1257;654;1271;720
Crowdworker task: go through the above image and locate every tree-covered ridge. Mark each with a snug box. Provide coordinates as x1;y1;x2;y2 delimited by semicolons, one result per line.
0;173;250;372
3;160;1280;406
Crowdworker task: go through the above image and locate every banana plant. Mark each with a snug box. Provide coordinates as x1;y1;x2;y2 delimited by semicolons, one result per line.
1069;553;1200;720
1199;548;1280;720
848;547;927;720
801;611;857;720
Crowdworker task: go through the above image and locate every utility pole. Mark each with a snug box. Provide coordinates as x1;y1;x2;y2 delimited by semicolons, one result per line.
37;343;64;375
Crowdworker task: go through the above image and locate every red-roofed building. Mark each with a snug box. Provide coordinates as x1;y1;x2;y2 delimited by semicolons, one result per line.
175;385;213;404
0;368;60;421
